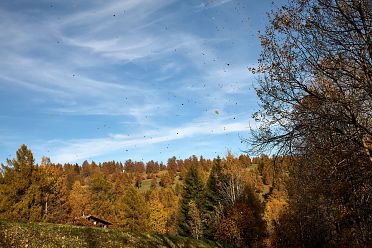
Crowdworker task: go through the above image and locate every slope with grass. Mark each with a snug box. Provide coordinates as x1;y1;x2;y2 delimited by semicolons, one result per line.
0;220;222;248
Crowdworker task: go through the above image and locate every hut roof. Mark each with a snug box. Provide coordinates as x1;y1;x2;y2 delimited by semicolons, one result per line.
84;215;113;226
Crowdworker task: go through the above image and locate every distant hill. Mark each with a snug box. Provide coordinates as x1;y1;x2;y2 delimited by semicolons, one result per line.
0;220;222;248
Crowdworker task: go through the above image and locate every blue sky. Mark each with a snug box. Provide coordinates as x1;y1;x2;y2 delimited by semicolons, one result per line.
0;0;279;164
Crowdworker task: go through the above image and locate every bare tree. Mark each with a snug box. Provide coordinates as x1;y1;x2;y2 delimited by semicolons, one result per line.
249;0;371;246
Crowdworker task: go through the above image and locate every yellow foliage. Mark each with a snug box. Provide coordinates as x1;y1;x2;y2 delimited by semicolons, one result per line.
69;181;91;218
264;196;288;233
148;197;167;234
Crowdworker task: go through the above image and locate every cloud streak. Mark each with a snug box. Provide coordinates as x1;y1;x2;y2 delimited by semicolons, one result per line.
50;118;253;163
194;0;234;11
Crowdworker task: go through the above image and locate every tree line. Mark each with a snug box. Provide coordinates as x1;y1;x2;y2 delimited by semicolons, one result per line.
0;144;289;247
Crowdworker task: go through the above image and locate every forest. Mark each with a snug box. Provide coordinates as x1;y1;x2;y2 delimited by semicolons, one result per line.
0;0;371;247
0;144;282;247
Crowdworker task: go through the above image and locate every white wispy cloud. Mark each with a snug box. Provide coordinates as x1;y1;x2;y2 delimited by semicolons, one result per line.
0;8;173;121
194;0;234;11
59;0;173;30
50;117;253;163
0;0;225;122
54;0;177;62
203;65;255;94
176;62;257;116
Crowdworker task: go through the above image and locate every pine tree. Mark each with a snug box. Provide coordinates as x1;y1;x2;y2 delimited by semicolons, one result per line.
178;164;204;237
204;156;223;213
203;156;224;238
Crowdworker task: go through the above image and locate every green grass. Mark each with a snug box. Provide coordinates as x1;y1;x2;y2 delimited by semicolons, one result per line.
247;163;258;171
0;220;222;248
138;174;183;192
138;178;154;192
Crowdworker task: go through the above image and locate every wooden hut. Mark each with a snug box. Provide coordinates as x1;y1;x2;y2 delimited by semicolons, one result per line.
84;215;112;228
73;214;113;228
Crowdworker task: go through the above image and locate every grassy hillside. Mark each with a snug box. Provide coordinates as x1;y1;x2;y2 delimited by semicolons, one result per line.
0;220;222;248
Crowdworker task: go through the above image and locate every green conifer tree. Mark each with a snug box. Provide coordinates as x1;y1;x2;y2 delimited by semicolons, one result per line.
203;156;224;238
178;164;204;237
204;156;223;213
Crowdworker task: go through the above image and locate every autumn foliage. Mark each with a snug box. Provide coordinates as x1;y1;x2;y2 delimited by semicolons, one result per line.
0;144;283;247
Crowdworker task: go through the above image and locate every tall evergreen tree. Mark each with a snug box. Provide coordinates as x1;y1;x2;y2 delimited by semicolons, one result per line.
204;156;223;213
178;164;204;237
203;156;224;238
